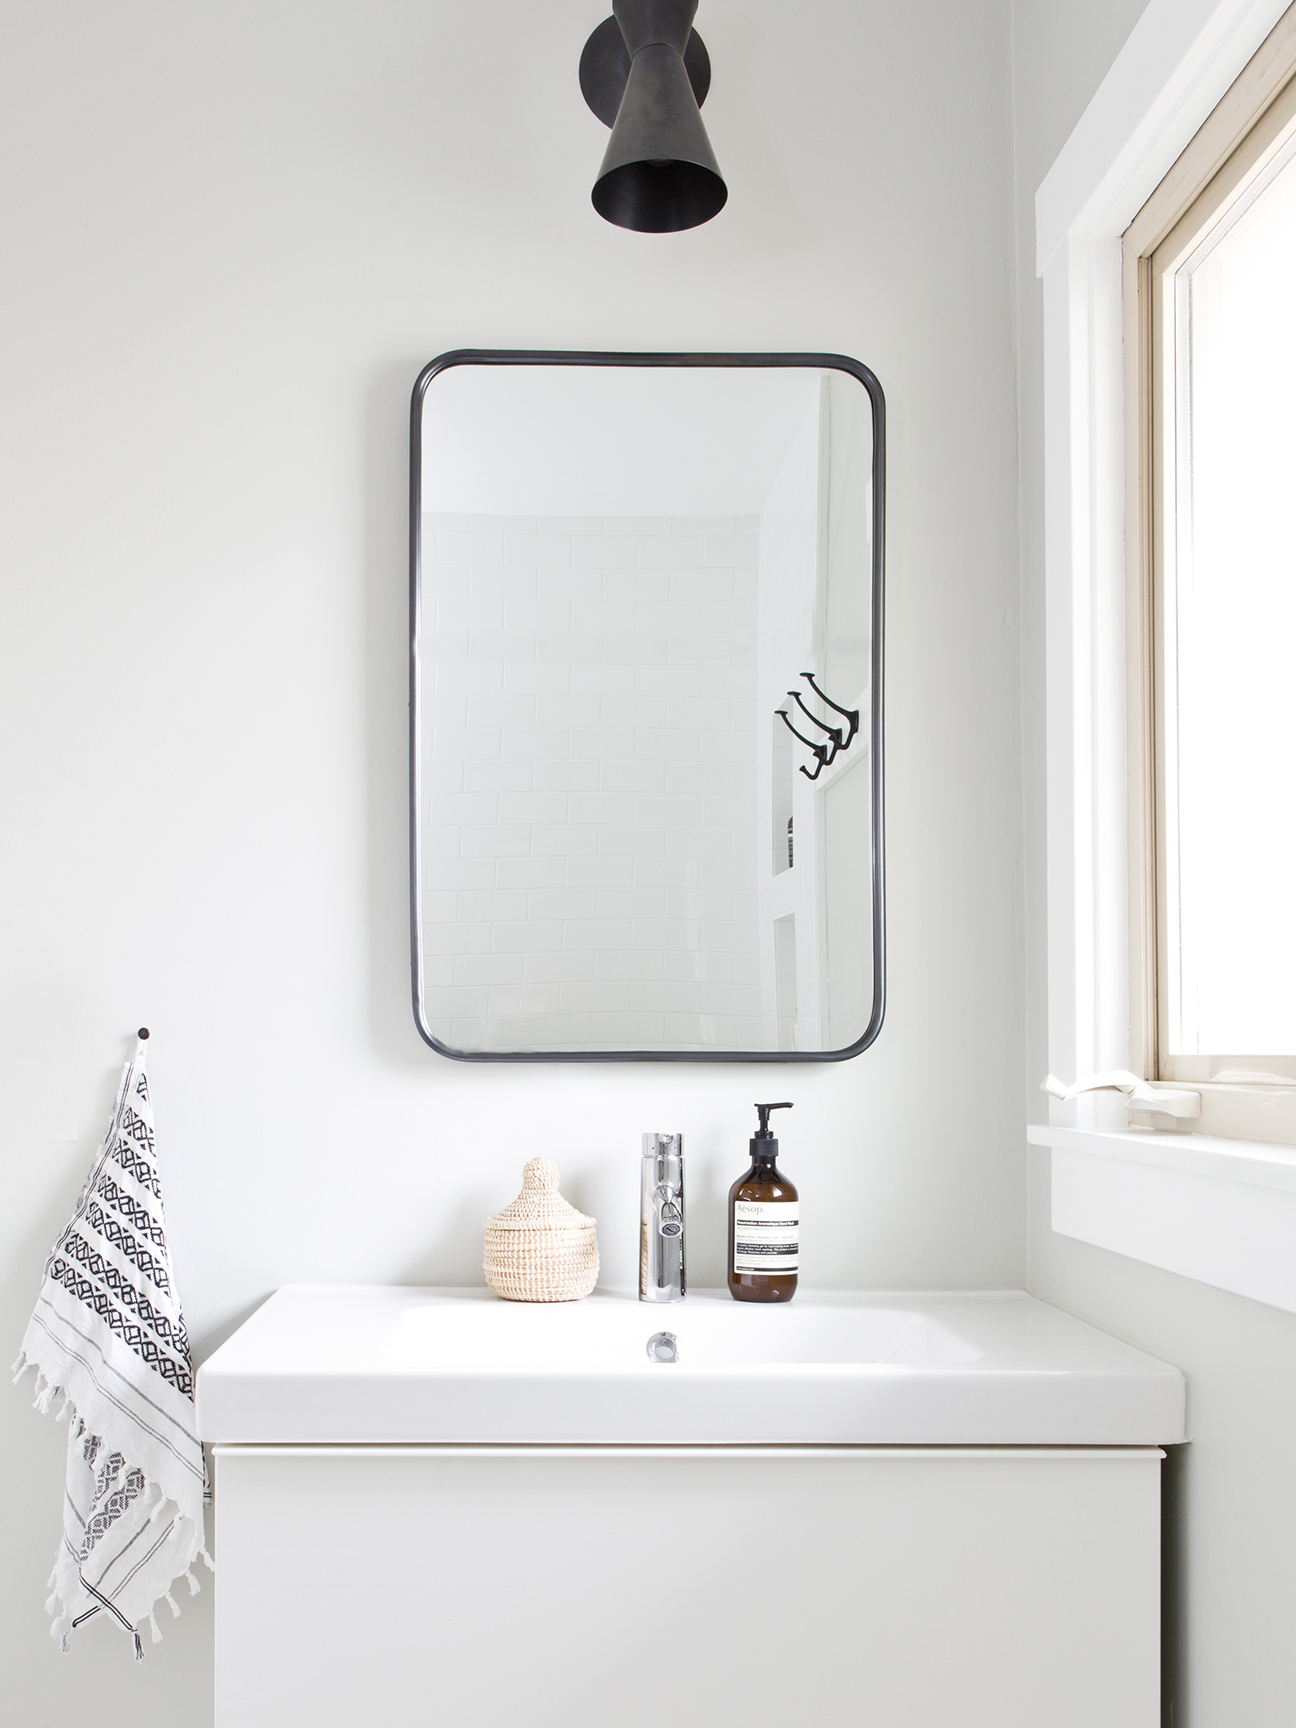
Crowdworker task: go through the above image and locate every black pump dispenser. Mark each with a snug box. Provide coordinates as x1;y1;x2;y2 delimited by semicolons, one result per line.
729;1102;798;1303
751;1101;793;1158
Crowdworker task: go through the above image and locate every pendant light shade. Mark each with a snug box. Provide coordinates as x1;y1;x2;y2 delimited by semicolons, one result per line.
580;1;727;234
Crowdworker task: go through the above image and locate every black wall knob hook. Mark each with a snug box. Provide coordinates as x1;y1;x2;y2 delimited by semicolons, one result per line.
800;671;859;750
776;709;828;781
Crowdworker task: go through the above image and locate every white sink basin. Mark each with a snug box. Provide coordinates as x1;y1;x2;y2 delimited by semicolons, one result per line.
196;1286;1185;1446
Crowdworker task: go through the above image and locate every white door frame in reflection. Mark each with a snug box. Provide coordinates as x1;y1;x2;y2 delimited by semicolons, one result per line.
409;350;885;1063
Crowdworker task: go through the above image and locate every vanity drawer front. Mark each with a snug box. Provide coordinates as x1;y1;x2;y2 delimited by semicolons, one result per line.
214;1444;1161;1728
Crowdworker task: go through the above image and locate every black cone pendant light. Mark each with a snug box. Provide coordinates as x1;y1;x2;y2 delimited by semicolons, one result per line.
579;1;727;233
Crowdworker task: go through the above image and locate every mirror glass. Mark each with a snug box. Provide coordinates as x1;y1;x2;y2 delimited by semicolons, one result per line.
411;355;883;1059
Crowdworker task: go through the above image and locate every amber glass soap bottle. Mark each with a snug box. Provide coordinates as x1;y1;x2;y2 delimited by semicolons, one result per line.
728;1102;798;1303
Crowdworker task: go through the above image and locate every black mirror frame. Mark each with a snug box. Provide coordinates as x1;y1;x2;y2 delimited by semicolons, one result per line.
409;349;886;1062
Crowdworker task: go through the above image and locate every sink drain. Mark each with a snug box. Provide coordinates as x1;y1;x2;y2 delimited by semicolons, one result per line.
646;1331;678;1363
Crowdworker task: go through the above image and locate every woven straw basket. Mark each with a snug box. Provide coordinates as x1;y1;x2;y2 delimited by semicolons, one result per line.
483;1158;599;1302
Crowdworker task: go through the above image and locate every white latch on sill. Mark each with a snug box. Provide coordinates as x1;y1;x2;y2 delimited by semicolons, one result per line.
1041;1070;1200;1130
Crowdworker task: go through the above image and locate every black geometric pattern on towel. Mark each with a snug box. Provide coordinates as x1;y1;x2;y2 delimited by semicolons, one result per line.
97;1176;168;1250
59;1231;191;1363
83;1202;172;1296
45;1257;192;1397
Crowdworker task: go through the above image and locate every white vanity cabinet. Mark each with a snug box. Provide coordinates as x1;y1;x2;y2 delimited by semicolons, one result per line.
198;1289;1184;1728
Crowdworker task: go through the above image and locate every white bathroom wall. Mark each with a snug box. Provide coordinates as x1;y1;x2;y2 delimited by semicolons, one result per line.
0;2;1023;1722
421;510;761;1052
1012;1;1296;1720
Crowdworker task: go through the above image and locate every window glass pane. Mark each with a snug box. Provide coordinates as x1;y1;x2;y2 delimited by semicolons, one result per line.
1168;140;1296;1055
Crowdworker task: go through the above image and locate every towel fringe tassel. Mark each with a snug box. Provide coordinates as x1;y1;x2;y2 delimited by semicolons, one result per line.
183;1567;201;1596
199;1545;216;1573
164;1590;180;1620
147;1610;162;1645
133;1630;144;1662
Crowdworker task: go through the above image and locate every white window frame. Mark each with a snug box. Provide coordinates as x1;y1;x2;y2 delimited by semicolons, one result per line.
1027;0;1296;1311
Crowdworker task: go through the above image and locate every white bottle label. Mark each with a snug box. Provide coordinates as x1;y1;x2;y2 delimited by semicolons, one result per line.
733;1201;799;1274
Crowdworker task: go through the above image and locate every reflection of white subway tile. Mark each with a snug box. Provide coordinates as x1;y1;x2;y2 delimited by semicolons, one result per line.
460;824;531;857
598;759;666;792
430;792;500;825
425;512;474;532
562;918;634;951
560;981;632;1014
531;824;598;856
699;983;763;1016
638;536;703;567
470;514;536;534
664;949;733;983
565;856;634;887
603;569;670;602
459;889;530;923
675;515;736;536
730;890;758;920
598;824;665;856
491;921;564;953
636;792;700;825
422;760;465;795
668;569;734;602
534;760;601;791
593;949;663;981
592;1012;666;1046
632;919;699;951
661;1013;708;1046
733;953;761;985
704;534;759;570
598;887;666;920
568;791;636;825
501;727;570;760
505;597;572;633
635;662;698;695
665;888;732;920
572;535;639;568
423;825;461;857
427;628;469;662
570;663;636;696
631;856;697;887
700;919;759;954
454;953;528;986
438;530;503;564
470;567;535;601
537;569;604;601
571;727;634;760
463;760;533;793
571;598;638;632
423;985;491;1017
538;516;604;536
632;980;700;1013
494;856;567;888
505;534;571;566
524;951;595;983
527;887;598;921
437;595;503;630
423;922;493;954
422;954;456;986
497;791;570;825
434;661;505;698
469;630;538;663
503;662;570;696
699;855;756;888
426;857;495;891
534;695;602;729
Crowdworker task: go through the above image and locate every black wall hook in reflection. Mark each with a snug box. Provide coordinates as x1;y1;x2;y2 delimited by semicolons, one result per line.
800;671;859;750
776;708;829;780
787;689;843;756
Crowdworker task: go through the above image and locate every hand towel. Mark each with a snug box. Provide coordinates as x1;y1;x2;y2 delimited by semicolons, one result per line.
13;1037;211;1658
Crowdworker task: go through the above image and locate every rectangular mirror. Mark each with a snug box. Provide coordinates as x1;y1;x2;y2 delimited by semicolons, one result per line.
410;351;884;1060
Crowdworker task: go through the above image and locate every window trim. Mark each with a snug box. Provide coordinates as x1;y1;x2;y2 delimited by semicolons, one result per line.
1123;11;1296;1139
1033;0;1296;1302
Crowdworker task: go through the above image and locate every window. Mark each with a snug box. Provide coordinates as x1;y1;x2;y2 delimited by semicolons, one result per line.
1126;7;1296;1138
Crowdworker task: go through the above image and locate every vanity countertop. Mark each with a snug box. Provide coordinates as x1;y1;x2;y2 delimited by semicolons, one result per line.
195;1286;1185;1448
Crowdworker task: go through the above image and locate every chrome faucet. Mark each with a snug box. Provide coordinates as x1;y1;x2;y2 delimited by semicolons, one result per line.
640;1133;685;1303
